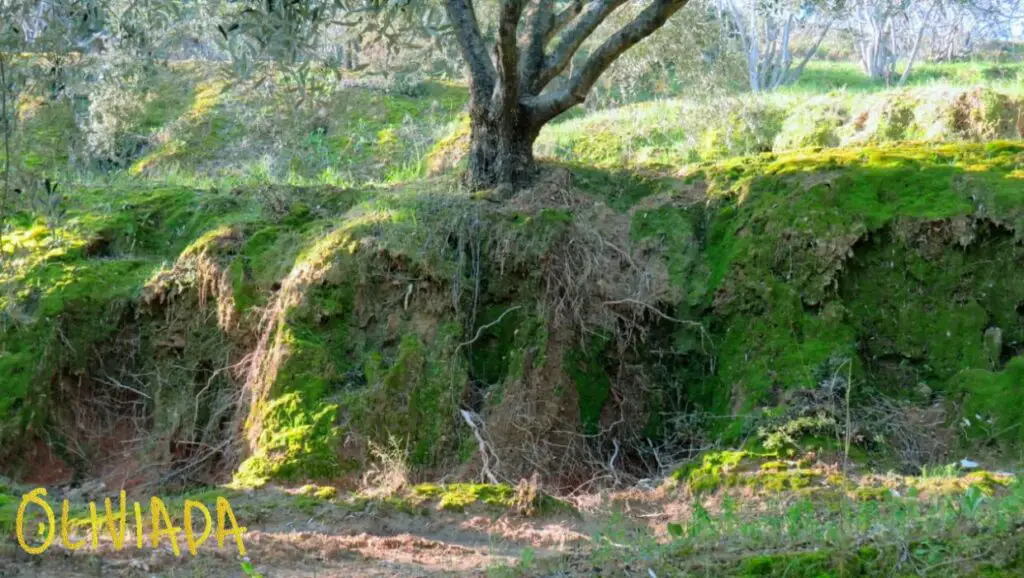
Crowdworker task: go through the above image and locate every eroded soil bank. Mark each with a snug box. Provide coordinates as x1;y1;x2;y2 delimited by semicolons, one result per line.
1;141;1023;576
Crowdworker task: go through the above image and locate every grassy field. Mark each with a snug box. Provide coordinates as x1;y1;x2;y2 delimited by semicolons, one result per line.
7;59;1023;192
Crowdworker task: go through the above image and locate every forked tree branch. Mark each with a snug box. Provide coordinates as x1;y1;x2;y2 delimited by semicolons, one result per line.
494;0;529;117
445;0;497;103
545;0;585;44
787;17;832;85
534;0;629;93
529;0;690;125
519;0;556;96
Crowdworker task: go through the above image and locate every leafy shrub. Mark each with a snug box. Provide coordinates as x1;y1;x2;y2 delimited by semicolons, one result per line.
698;99;787;159
774;96;850;151
83;61;150;166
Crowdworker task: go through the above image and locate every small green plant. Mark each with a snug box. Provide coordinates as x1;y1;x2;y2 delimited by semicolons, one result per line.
667;522;684;538
240;559;264;578
518;547;534;570
959;485;986;515
689;500;714;538
920;463;960;478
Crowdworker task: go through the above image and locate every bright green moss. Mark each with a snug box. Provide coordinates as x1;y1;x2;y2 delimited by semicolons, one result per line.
409;483;515;511
699;103;787;161
630;205;709;308
752;470;815;492
773;97;849;151
235;391;343;486
694;143;1024;429
566;337;612;436
673;450;750;492
438;484;514;511
297;484;338;500
952;357;1024;445
842;230;1024;387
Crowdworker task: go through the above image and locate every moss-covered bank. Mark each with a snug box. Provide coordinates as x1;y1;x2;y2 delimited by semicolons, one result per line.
2;142;1023;488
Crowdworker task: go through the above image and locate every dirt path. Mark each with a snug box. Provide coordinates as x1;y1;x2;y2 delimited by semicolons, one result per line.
0;487;632;578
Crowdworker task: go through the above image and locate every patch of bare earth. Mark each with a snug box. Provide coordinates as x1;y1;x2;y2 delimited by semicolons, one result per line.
0;481;700;577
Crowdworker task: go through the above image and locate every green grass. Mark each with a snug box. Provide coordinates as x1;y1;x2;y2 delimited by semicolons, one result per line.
500;476;1024;577
537;84;1022;169
792;60;1024;94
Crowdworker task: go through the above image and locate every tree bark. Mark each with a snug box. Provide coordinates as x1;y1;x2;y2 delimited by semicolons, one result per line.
467;106;541;189
460;109;540;191
445;0;690;190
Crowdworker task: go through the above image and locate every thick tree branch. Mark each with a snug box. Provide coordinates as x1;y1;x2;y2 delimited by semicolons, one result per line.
898;3;935;86
519;0;556;95
535;0;629;93
445;0;496;103
545;0;584;44
529;0;689;125
493;0;529;118
787;18;832;85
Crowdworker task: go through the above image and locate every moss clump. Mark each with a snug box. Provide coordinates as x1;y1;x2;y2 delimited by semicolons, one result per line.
673;450;750;493
773;97;849;150
851;486;891;502
964;471;1016;495
671;451;835;494
758;460;790;472
952;357;1024;445
751;469;816;492
409;483;515;512
909;470;1016;496
439;484;514;511
296;484;338;500
236;390;344;485
698;101;787;160
688;143;1024;429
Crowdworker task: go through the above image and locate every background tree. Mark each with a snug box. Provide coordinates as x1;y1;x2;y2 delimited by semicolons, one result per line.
925;0;1024;61
717;0;837;92
580;0;747;108
847;0;914;81
315;1;696;189
846;0;973;84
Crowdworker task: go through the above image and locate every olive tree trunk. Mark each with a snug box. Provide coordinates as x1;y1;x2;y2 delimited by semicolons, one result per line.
445;0;691;190
467;104;542;188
